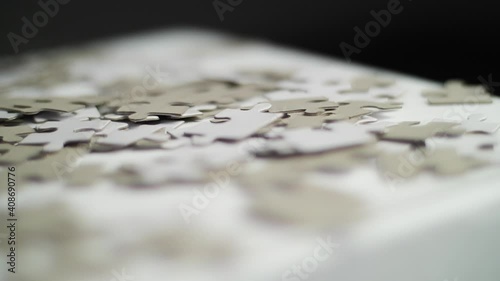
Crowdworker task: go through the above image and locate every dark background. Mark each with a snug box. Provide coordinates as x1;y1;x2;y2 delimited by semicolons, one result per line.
1;0;499;95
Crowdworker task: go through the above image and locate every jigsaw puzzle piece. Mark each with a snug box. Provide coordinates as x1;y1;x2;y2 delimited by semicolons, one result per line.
257;122;375;156
94;122;183;149
326;100;402;121
422;80;492;104
0;97;85;114
20;119;110;152
184;104;282;144
0;124;35;143
0;143;43;164
0;110;20;122
261;97;338;115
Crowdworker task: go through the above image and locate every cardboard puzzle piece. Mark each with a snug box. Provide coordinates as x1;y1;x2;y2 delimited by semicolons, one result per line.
34;107;101;123
257;122;375;156
17;146;89;182
260;97;338;115
341;75;394;92
0;110;19;122
279;112;334;129
0;143;43;164
94;122;183;149
184;104;282;145
444;114;500;134
381;121;465;143
422;80;492;104
65;164;104;186
117;101;190;122
427;135;500;164
245;178;364;226
378;147;486;178
326;100;402;121
20;119;110;152
0;124;35;143
262;143;378;173
94;121;129;137
0;97;85;114
103;113;159;122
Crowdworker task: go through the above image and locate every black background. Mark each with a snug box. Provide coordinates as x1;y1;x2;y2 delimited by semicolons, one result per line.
1;0;499;95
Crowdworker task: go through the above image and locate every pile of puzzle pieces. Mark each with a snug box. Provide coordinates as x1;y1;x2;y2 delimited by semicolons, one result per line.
2;30;500;281
1;71;499;187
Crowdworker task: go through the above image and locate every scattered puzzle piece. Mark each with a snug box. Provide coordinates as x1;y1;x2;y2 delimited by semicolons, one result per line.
257;97;338;115
20;119;110;152
378;147;486;178
381;121;464;143
184;104;282;145
94;122;183;149
0;110;19;122
0;143;43;164
422;80;492;104
0;97;85;114
326;100;402;121
257;122;375;156
0;124;35;143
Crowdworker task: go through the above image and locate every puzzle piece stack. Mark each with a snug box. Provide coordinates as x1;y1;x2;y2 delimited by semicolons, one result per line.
1;30;500;281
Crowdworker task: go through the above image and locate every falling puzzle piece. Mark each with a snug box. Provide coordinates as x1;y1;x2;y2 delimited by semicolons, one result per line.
381;121;464;143
378;147;486;179
0;97;85;114
0;143;43;164
184;104;282;145
326;100;402;121
20;119;110;152
422;80;492;104
0;124;35;143
256;97;338;115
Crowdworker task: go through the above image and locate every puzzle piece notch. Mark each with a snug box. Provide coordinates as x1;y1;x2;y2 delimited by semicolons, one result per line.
422;80;492;104
117;102;190;122
381;121;464;143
